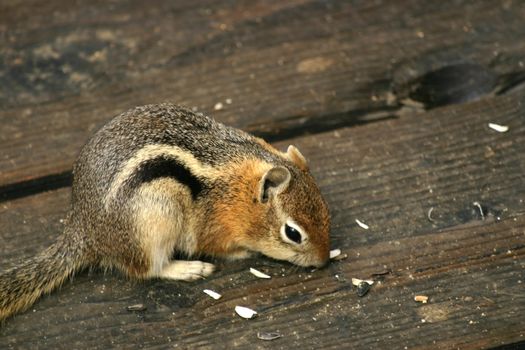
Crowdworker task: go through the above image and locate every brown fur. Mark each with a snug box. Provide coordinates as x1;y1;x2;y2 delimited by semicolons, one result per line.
286;145;309;171
253;137;286;158
197;158;269;256
0;228;90;321
0;104;330;322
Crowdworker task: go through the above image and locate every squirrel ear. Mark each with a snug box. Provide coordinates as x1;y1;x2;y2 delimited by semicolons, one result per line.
286;145;308;171
259;166;291;203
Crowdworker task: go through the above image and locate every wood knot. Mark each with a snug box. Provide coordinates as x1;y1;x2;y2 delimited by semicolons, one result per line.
395;63;497;109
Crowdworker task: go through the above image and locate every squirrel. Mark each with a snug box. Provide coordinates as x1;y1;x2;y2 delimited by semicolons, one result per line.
0;103;330;321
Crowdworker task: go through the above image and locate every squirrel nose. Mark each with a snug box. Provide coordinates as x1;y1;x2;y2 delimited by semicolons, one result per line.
315;247;331;268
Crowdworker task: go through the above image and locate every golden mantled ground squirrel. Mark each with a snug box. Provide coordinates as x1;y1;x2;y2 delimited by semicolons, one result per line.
0;103;330;321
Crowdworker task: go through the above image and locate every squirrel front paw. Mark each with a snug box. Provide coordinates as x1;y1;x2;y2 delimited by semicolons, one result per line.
159;260;215;281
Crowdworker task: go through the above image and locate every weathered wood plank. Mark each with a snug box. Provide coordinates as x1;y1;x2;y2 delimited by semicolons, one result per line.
1;0;525;188
0;189;69;270
1;91;524;348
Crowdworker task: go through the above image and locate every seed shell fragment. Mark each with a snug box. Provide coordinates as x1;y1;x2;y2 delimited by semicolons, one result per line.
414;295;429;303
126;304;147;311
488;123;509;133
235;306;257;319
351;277;374;286
329;249;341;259
250;268;271;279
472;201;485;220
257;332;282;341
355;219;369;229
203;289;222;300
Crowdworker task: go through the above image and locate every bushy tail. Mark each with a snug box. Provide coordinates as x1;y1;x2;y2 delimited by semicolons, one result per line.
0;235;88;321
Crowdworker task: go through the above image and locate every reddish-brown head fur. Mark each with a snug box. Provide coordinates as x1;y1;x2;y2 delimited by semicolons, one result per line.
200;145;330;268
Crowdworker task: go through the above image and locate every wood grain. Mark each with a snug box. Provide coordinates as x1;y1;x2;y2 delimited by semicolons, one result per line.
1;90;524;349
1;0;525;188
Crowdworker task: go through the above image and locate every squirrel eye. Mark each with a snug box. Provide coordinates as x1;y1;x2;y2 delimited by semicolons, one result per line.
284;224;302;244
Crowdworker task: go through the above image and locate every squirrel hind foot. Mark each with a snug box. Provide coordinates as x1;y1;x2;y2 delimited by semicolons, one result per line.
158;260;215;281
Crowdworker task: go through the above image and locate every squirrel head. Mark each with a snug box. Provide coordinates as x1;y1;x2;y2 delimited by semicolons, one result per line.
235;145;331;268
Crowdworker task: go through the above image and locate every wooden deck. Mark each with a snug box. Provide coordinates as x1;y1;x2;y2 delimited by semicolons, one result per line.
1;1;524;348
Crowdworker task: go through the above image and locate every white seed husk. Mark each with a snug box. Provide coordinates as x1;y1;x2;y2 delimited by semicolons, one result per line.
355;219;369;229
126;304;146;311
351;277;374;286
414;295;429;303
250;268;271;279
329;249;341;259
235;306;257;319
257;332;282;341
488;123;509;133
203;289;222;300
